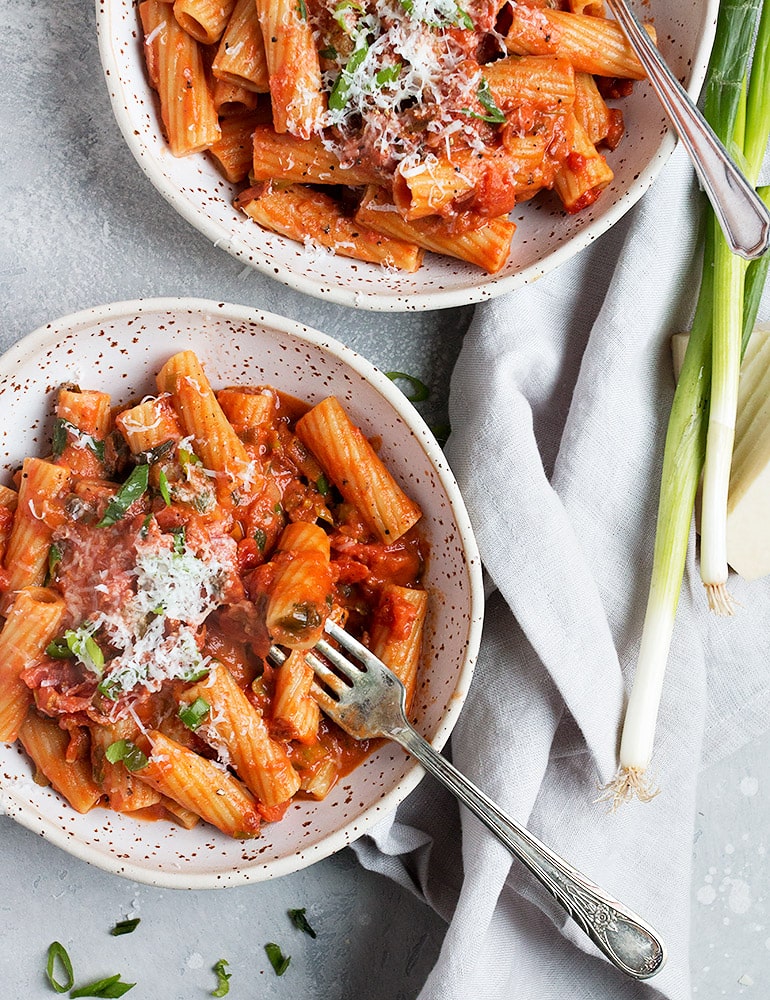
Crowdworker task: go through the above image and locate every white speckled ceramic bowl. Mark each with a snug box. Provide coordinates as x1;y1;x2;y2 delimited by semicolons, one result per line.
96;0;718;311
0;298;483;887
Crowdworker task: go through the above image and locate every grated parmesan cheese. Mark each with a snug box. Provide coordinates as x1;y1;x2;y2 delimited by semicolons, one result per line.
94;537;228;698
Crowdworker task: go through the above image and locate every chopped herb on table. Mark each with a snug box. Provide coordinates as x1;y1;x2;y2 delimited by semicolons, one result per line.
211;958;231;997
288;907;317;938
265;942;291;976
110;919;140;937
45;942;74;994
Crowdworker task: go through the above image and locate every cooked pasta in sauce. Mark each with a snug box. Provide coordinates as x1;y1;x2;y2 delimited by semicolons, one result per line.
137;0;654;272
0;351;427;838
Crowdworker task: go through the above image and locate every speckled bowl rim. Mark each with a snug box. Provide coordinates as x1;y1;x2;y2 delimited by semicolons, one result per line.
95;1;719;312
0;297;484;888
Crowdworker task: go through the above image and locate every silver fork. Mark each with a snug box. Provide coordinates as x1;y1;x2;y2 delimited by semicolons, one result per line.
271;619;666;981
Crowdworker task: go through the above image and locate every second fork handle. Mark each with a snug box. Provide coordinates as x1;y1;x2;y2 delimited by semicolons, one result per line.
393;724;666;981
605;0;770;259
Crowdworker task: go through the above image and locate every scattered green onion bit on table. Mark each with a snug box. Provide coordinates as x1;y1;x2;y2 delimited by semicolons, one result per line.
46;941;74;994
211;958;231;997
110;918;140;937
265;942;291;976
97;464;149;528
104;740;148;773
288;907;317;938
385;371;429;403
69;973;135;998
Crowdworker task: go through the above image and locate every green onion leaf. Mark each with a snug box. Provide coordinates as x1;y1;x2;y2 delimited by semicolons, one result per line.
70;974;135;998
171;526;186;555
178;697;210;731
48;542;63;583
316;473;330;496
110;918;140;937
455;6;474;29
288;908;317;938
297;0;307;18
51;418;70;460
375;63;402;86
319;45;338;60
51;418;105;463
157;469;171;506
464;78;506;124
97;464;150;528
178;446;202;470
66;628;105;676
104;740;148;772
211;959;231;997
254;527;267;551
386;371;430;402
46;942;74;994
46;635;74;659
264;943;291;976
328;42;369;111
333;0;363;30
97;676;121;701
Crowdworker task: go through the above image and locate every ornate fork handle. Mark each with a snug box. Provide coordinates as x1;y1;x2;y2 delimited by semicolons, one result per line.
605;0;770;260
393;724;666;980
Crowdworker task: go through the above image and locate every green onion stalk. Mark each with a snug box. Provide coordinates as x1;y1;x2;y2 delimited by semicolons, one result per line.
701;0;770;612
606;0;770;804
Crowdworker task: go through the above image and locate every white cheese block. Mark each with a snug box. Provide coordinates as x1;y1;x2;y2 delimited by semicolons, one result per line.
726;324;770;580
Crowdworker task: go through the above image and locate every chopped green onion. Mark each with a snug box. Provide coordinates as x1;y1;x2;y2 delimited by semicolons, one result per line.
264;943;291;976
47;542;63;583
178;446;202;470
316;473;330;496
65;627;105;677
328;42;370;111
254;527;267;551
70;974;135;998
110;918;140;937
455;6;474;28
386;371;430;403
170;526;186;555
375;63;402;86
46;942;74;994
211;959;231;997
104;740;148;772
288;908;317;938
51;417;105;463
463;78;506;124
97;464;149;528
51;417;69;460
178;697;210;731
157;469;171;506
46;635;74;659
297;0;307;18
332;0;363;31
319;45;338;60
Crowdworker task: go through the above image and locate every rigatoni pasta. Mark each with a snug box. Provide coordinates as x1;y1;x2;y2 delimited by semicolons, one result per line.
0;351;427;838
135;0;654;272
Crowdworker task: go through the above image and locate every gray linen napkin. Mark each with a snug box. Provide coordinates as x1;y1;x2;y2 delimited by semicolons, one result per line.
353;142;770;999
